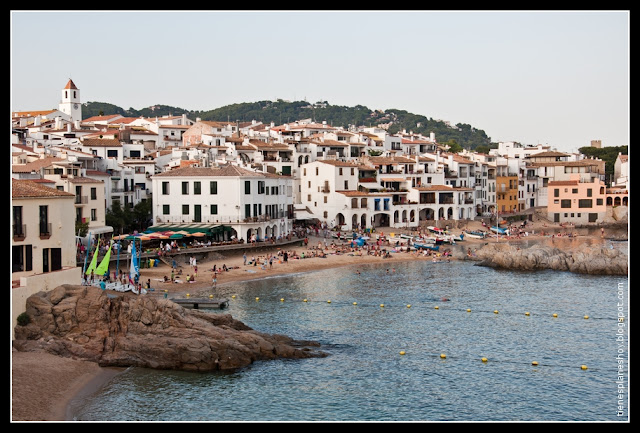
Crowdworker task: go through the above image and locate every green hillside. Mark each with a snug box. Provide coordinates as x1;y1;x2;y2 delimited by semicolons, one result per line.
82;99;493;150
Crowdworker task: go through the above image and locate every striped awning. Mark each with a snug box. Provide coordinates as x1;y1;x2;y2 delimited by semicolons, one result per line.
146;223;231;235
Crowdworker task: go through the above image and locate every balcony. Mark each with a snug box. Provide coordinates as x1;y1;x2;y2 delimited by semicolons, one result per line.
39;222;52;239
13;224;26;241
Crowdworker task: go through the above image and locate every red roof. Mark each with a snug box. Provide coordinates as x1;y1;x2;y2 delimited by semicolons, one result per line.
64;79;78;90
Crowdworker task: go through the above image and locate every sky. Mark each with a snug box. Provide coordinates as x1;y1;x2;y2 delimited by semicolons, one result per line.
11;10;629;153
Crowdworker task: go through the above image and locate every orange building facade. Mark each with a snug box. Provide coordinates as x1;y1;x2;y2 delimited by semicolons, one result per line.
547;174;607;224
496;175;519;213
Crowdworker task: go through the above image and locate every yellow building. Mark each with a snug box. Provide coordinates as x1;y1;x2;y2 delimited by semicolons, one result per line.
496;175;518;213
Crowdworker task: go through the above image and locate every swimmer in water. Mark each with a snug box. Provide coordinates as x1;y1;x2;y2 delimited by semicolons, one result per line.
441;297;450;302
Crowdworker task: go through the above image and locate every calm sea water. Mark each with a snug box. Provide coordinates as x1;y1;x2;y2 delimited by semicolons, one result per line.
71;242;629;422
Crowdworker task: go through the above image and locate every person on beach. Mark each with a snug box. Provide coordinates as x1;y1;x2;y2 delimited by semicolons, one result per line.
212;274;217;289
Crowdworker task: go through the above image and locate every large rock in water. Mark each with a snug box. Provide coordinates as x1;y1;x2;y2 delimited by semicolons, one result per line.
473;243;628;275
12;285;326;371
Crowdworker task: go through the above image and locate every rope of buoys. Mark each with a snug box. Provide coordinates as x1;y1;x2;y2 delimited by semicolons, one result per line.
395;351;596;371
237;296;619;321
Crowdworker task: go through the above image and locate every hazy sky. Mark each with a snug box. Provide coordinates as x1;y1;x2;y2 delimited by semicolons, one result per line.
11;10;629;153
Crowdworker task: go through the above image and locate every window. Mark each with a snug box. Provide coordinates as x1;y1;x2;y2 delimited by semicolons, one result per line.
91;187;97;200
324;196;327;203
163;205;170;215
182;205;189;215
194;181;201;195
162;182;170;195
13;206;23;237
245;181;251;194
91;209;97;221
578;199;593;208
587;188;592;197
210;181;217;194
351;168;354;175
258;181;265;194
344;181;349;189
39;205;49;235
339;168;343;175
561;200;572;208
245;204;251;218
12;245;32;272
554;189;559;197
596;198;603;206
572;188;578;194
107;150;118;158
211;204;218;215
182;182;189;195
315;167;319;176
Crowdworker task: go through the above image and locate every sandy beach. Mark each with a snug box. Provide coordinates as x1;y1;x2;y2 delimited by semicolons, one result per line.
11;219;626;422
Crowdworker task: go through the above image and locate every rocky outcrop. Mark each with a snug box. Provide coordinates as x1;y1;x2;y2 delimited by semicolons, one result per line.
12;285;326;371
473;243;628;275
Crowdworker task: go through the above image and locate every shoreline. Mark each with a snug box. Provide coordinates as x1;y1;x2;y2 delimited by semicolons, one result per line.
11;222;628;422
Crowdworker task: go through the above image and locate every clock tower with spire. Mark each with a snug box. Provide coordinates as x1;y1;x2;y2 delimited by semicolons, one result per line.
59;78;82;122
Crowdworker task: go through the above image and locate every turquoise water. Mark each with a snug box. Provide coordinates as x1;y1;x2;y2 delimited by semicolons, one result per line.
71;253;629;422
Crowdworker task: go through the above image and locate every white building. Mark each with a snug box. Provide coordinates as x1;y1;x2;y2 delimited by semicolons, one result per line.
613;153;628;188
151;164;294;242
12;179;81;335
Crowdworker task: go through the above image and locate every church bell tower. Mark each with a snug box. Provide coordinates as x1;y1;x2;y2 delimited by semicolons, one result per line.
59;78;82;123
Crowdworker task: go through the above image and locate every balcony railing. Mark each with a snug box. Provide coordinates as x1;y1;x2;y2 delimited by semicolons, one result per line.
39;222;52;238
13;224;26;240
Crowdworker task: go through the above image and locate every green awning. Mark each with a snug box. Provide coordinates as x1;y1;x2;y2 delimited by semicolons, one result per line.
147;224;231;235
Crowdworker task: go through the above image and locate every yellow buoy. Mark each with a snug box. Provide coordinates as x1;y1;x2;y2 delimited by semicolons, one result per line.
186;294;190;298
327;300;331;304
494;310;499;314
584;315;589;319
525;312;530;316
255;297;259;301
353;302;357;305
231;295;236;299
466;308;471;313
581;365;588;370
440;353;446;359
552;313;558;318
399;351;406;356
303;299;308;302
380;304;385;308
532;361;539;366
280;298;284;302
434;306;439;310
481;357;488;363
209;295;213;299
407;304;411;308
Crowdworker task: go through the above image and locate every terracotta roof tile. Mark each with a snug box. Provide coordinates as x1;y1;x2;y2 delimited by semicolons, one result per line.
12;179;75;198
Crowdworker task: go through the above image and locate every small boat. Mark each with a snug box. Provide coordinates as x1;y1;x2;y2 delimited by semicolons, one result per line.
465;231;487;239
427;226;448;235
414;242;440;251
490;226;510;235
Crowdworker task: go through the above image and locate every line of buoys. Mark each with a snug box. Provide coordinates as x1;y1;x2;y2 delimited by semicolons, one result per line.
234;296;613;321
395;351;594;371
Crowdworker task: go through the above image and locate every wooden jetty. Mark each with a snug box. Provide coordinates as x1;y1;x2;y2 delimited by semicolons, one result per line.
170;297;229;310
